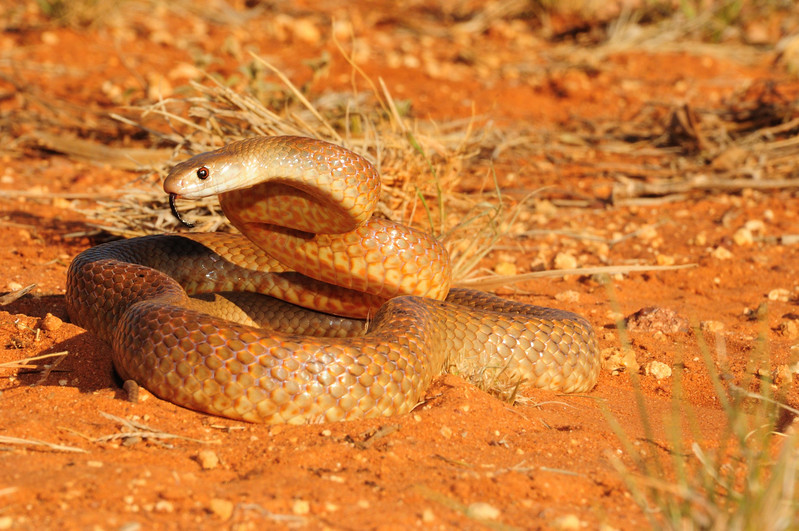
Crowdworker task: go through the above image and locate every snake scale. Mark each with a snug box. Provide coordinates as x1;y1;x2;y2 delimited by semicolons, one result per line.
66;136;599;424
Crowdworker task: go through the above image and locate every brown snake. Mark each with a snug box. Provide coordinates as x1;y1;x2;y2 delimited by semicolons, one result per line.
66;136;599;424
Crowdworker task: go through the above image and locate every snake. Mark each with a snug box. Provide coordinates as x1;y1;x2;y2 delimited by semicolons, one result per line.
66;136;599;424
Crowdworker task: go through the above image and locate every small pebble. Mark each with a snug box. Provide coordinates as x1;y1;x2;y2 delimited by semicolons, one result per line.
644;361;672;380
656;253;676;265
40;313;63;332
626;307;688;333
745;219;765;232
292;499;310;515
601;347;640;374
101;80;123;101
535;199;557;216
768;288;790;302
209;498;233;520
145;72;172;100
732;227;754;246
773;364;793;386
712;247;733;260
465;502;500;521
638;225;658;242
121;436;142;447
292;18;321;43
693;232;707;246
154;500;174;513
52;196;71;209
494;261;517;276
745;21;771;44
778;320;799;339
700;320;724;333
41;31;59;45
197;450;220;470
554;252;577;270
168;62;202;81
551;514;583;530
555;290;579;303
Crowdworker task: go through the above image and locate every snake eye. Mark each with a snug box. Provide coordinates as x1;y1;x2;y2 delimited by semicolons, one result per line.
197;166;209;180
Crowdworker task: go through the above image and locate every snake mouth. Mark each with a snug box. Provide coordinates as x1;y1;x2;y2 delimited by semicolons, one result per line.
169;193;195;228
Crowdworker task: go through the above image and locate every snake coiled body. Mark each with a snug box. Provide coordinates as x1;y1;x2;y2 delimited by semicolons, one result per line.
66;136;599;424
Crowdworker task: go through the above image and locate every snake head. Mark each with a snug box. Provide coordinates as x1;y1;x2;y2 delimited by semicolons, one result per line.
164;147;250;227
164;147;247;228
164;152;246;199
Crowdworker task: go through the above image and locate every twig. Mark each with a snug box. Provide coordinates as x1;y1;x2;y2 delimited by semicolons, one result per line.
456;263;695;290
94;411;220;446
0;435;88;454
355;423;401;449
614;175;799;200
0;284;37;305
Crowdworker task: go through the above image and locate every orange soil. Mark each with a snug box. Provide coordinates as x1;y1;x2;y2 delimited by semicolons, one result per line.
1;2;798;529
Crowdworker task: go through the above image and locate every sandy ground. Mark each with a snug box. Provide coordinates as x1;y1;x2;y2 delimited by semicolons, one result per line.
1;2;799;529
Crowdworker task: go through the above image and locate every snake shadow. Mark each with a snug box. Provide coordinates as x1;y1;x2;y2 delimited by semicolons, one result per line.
3;294;125;396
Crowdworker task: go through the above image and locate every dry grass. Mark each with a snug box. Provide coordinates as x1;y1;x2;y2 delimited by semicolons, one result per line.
601;281;799;530
78;51;511;284
0;435;87;453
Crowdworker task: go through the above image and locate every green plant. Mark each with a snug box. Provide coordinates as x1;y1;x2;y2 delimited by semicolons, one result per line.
602;287;798;529
35;0;120;27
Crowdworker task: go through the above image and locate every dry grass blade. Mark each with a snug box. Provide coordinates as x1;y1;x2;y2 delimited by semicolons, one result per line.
0;435;88;454
0;284;37;305
30;131;173;169
94;411;220;446
614;175;799;202
234;503;307;525
0;350;69;386
0;191;129;199
0;351;67;370
457;264;695;290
